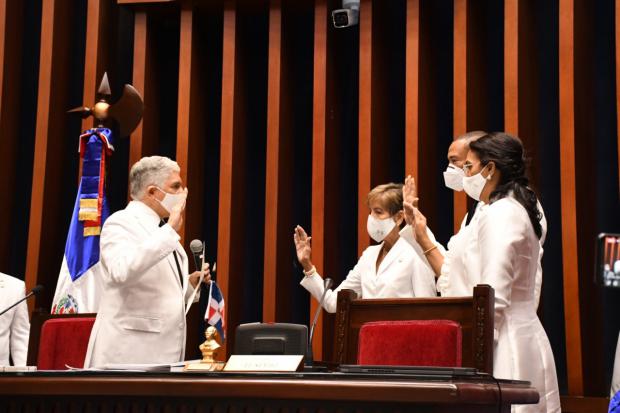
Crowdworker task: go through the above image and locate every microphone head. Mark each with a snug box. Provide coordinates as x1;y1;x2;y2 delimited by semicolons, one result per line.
31;285;44;295
323;278;333;290
189;239;203;254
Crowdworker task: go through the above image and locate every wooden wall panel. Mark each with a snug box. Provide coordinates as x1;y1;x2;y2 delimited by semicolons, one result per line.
25;0;86;309
263;0;282;323
559;0;584;396
357;0;372;256
404;0;419;179
504;0;518;136
129;11;157;166
0;0;25;274
216;0;238;356
452;0;467;232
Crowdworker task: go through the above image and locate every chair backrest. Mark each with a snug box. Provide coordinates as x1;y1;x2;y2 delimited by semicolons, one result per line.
27;311;96;369
357;320;462;367
335;284;494;373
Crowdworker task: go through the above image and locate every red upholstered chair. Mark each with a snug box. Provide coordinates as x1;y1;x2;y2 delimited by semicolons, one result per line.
357;320;462;367
37;317;96;370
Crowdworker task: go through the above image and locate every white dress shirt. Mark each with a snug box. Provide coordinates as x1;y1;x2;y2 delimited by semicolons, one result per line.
0;273;30;366
300;236;437;313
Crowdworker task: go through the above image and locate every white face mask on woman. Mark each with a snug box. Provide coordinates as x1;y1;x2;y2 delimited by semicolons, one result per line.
366;214;397;243
443;164;465;191
462;166;491;201
155;187;186;214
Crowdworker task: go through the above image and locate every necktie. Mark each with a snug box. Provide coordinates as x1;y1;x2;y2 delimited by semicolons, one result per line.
160;219;184;287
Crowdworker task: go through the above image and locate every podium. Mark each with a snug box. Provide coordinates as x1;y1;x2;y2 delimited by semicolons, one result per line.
334;284;495;373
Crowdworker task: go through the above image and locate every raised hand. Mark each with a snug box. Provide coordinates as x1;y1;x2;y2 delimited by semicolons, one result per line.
168;187;188;232
403;175;419;207
293;225;313;272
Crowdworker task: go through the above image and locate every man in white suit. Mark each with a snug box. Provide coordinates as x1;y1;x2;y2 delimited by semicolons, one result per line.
0;272;30;366
84;156;208;368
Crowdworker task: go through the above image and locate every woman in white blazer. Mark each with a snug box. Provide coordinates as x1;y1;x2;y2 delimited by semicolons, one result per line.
0;273;30;366
404;133;560;413
84;156;205;368
293;183;436;314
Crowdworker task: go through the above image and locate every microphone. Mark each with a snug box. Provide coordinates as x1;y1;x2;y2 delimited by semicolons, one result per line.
306;277;333;367
0;284;44;316
189;239;204;272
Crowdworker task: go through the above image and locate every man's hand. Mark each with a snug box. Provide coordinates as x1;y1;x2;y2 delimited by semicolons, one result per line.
189;262;211;288
168;187;188;232
293;225;313;272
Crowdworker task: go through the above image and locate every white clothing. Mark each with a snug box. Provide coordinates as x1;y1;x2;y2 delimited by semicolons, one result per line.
0;273;30;366
612;331;620;397
300;237;437;313
478;197;560;412
402;197;559;412
401;200;547;307
84;201;199;368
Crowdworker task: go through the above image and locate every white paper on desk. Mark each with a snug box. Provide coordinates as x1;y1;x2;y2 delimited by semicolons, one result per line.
100;363;172;372
185;243;205;315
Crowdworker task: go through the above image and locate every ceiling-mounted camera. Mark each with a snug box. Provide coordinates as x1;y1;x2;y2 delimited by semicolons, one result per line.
332;0;359;28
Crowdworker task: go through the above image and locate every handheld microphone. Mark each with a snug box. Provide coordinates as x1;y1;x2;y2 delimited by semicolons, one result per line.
306;277;333;366
189;239;204;272
0;284;44;316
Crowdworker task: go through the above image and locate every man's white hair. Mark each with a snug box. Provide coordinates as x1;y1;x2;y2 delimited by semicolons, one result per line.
129;156;180;200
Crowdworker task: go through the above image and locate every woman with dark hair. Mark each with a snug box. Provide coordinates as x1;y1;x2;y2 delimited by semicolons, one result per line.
404;133;560;413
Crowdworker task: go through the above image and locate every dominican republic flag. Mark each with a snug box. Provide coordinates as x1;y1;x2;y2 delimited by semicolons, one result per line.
206;282;226;341
51;128;114;314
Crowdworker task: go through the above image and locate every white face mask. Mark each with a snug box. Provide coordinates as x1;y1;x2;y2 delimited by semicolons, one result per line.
155;187;186;215
367;214;397;243
443;164;465;191
462;166;491;201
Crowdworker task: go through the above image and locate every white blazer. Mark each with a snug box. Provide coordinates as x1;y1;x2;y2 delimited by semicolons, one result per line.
300;237;437;313
84;201;198;368
0;273;30;366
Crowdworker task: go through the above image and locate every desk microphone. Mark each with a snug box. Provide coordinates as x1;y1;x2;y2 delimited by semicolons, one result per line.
306;277;333;366
189;239;204;272
0;285;44;316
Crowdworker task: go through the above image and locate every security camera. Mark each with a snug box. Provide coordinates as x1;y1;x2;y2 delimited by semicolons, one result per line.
332;0;359;28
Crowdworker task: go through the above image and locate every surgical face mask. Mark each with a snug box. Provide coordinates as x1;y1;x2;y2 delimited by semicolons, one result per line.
443;164;465;191
155;187;186;214
462;166;490;201
367;214;397;243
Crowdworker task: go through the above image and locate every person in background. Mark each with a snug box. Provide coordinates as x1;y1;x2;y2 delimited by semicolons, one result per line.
0;272;30;366
84;156;209;368
405;133;560;412
293;183;436;314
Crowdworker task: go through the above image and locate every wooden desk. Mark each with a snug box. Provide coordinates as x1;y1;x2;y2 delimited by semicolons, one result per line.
0;372;538;412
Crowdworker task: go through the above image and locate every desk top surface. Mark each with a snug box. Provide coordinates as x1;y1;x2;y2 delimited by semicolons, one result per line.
0;371;539;405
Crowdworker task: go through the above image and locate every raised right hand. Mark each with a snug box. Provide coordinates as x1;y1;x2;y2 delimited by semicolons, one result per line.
293;225;313;272
168;188;188;233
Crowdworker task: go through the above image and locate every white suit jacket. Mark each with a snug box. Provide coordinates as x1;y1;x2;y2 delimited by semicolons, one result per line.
0;273;30;366
300;237;437;313
84;201;198;368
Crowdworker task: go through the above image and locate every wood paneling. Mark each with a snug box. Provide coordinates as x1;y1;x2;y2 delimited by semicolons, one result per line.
311;0;328;363
25;0;85;310
357;0;372;256
504;0;518;136
216;0;238;355
263;0;282;323
0;0;25;273
404;0;419;179
559;0;584;396
452;0;467;232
